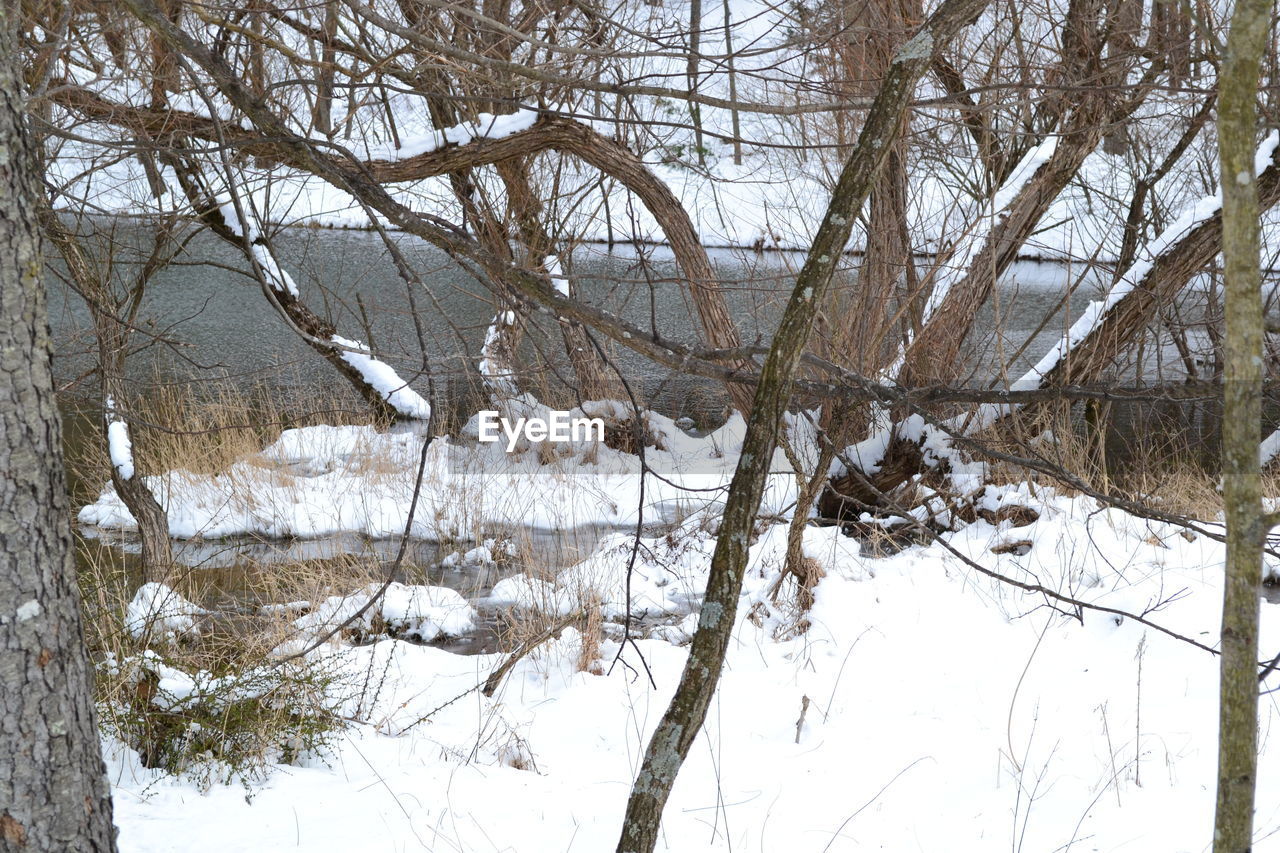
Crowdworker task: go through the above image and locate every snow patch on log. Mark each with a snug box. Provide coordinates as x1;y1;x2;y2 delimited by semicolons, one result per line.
330;335;431;420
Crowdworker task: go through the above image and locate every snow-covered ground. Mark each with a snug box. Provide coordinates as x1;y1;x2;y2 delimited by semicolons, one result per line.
82;414;1280;851
102;487;1280;852
77;408;792;542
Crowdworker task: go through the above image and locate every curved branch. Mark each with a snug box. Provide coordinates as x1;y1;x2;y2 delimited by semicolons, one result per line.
52;87;752;409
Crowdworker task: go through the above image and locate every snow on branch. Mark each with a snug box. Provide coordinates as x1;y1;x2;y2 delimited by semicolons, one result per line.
330;335;432;420
874;133;1059;407
547;255;570;297
920;134;1060;326
1020;130;1280;390
217;195;300;297
478;310;521;399
364;108;538;162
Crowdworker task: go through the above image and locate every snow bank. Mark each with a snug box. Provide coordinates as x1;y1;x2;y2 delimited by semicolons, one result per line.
293;582;475;644
77;409;795;542
125;582;206;644
105;486;1280;852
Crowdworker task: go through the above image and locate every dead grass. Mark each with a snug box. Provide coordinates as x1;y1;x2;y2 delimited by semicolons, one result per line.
77;536;367;785
975;401;1265;520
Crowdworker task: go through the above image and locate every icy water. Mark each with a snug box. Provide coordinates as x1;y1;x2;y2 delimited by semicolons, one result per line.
72;523;616;655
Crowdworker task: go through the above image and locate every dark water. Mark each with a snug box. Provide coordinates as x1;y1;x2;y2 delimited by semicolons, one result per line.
46;221;1118;424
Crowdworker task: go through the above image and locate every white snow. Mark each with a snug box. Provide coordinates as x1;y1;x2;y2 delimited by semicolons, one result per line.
247;243;301;297
102;486;1280;852
330;334;431;420
291;582;475;645
477;310;520;398
125;582;207;644
1262;429;1280;467
440;541;502;568
547;255;570;296
105;397;135;481
77;410;790;541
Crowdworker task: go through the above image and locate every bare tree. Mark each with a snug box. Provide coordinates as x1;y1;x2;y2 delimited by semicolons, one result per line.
1213;0;1273;844
39;209;178;581
615;0;991;847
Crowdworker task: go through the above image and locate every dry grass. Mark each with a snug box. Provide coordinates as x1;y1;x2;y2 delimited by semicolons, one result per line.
77;537;366;786
63;374;372;507
971;401;1280;520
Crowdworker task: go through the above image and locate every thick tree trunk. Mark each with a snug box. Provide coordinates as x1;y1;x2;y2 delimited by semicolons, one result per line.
0;19;118;850
823;0;920;442
1213;0;1271;846
615;0;990;846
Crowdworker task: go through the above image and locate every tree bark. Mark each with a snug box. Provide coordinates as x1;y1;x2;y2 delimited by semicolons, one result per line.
1213;0;1271;845
615;0;990;846
686;0;705;165
0;15;118;849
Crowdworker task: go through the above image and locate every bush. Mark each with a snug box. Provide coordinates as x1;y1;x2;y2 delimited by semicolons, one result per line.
99;649;343;789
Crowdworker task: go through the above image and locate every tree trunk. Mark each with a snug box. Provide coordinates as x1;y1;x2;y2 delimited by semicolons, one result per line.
496;157;612;400
894;98;1117;387
39;209;174;581
615;0;990;846
1213;0;1271;846
0;17;119;849
100;387;173;583
311;0;337;137
722;0;742;166
686;0;705;165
